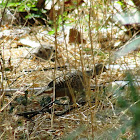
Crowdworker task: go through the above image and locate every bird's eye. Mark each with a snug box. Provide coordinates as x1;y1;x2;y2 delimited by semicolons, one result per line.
39;50;42;54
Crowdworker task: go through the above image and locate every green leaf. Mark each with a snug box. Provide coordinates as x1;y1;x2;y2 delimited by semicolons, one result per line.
116;1;123;6
41;9;47;13
48;29;55;35
18;5;25;12
31;7;38;11
83;48;91;52
25;13;40;19
27;3;32;7
7;2;21;7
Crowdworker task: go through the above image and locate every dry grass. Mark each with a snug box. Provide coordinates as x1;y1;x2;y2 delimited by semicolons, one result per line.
0;0;140;139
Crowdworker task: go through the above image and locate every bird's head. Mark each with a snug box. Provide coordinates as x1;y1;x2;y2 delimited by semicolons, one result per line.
93;63;107;78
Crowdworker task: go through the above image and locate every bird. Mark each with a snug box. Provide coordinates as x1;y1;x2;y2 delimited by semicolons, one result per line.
93;63;107;77
32;44;55;61
36;64;107;103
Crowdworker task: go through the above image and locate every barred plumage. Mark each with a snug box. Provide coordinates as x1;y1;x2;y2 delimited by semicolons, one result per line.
36;64;106;103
